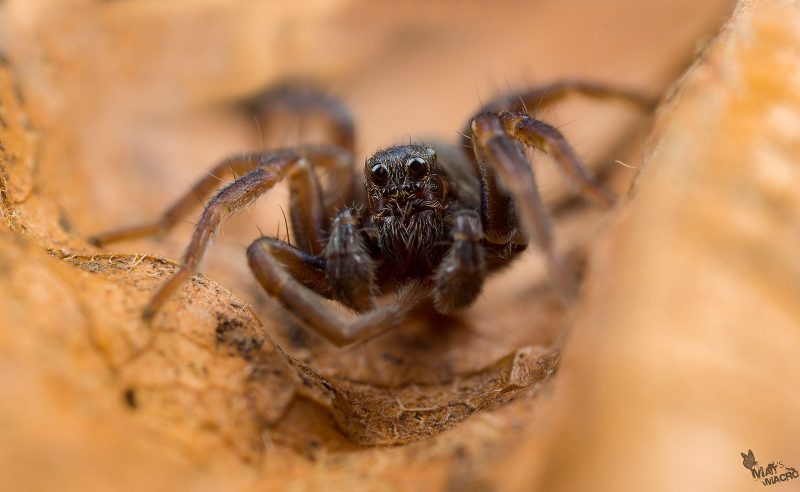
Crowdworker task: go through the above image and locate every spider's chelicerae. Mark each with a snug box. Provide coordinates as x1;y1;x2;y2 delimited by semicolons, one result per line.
91;80;651;346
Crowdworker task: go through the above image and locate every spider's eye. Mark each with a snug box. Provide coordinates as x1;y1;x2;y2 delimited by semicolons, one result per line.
370;163;389;186
405;157;428;179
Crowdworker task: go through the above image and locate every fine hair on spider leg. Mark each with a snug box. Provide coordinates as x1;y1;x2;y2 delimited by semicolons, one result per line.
140;146;352;319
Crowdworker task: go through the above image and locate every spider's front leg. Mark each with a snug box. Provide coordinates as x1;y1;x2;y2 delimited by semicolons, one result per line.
247;208;423;346
142;154;301;319
461;79;656;214
128;146;349;319
461;82;657;302
471;113;579;301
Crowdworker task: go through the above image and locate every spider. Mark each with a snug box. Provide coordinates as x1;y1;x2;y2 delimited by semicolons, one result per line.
90;80;651;346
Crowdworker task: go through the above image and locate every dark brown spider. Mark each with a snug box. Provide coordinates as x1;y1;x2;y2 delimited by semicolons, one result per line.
90;80;651;346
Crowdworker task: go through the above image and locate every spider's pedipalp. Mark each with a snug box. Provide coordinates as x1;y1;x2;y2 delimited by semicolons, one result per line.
433;210;486;313
324;207;377;313
248;236;424;347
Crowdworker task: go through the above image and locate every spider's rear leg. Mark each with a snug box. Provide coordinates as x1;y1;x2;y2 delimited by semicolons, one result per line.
248;235;423;347
89;144;353;252
244;80;356;154
243;81;359;216
480;79;655;116
471;113;578;302
91;79;360;249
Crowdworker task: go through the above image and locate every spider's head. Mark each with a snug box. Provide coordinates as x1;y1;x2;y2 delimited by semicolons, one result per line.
365;145;447;219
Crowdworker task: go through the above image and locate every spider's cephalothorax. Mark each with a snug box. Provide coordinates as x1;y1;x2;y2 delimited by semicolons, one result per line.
364;145;449;278
90;80;651;346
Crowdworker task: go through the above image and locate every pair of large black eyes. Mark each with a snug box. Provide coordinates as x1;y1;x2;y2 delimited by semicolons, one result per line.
370;158;429;186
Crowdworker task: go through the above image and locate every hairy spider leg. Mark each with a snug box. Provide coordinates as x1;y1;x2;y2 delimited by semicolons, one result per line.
244;79;356;154
500;111;615;207
243;80;359;216
92;79;359;248
461;79;654;153
481;79;656;115
457;81;656;302
460;79;656;210
89;152;266;247
137;146;351;319
288;154;329;255
245;205;380;321
471;113;578;302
